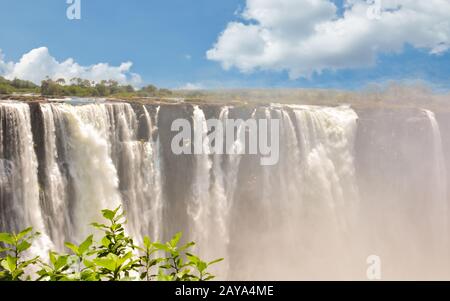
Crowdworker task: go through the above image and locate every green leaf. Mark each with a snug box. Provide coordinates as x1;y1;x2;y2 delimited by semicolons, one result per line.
140;271;147;280
159;264;172;269
111;224;122;231
6;255;17;273
64;242;79;255
187;254;199;264
153;243;170;252
93;254;118;272
54;255;69;270
83;259;95;268
197;261;207;273
16;240;31;253
179;241;195;251
101;236;111;248
208;258;224;266
0;233;15;245
101;208;117;221
81;269;98;281
117;252;133;267
16;227;33;241
112;206;124;221
11;269;24;280
79;235;93;254
49;251;57;266
143;236;152;249
169;232;182;247
91;222;109;229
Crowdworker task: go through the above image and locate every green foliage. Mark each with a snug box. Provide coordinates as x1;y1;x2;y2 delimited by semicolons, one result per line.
0;76;38;95
40;78;173;98
154;233;223;281
10;78;38;90
0;207;223;282
0;75;173;98
37;251;72;281
0;83;13;94
137;236;162;281
0;227;40;281
186;254;223;281
139;84;173;97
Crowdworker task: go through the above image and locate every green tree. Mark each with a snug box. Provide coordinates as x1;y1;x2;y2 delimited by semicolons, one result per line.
141;84;157;95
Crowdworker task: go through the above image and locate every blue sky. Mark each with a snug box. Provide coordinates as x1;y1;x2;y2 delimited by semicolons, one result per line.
0;0;449;91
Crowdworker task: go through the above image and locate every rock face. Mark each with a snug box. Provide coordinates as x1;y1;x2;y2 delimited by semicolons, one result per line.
0;99;450;280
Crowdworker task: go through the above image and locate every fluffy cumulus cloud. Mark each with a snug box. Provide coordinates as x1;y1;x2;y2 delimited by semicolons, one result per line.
207;0;450;78
0;47;142;86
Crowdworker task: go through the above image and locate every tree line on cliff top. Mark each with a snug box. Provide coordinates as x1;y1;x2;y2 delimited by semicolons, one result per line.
0;76;172;98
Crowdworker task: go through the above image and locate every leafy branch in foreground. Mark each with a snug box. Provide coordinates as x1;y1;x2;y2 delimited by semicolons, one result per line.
0;206;223;281
0;227;40;281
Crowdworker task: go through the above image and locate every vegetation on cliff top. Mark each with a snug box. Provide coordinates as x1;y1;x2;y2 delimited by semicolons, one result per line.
0;76;39;94
2;75;450;112
0;76;173;98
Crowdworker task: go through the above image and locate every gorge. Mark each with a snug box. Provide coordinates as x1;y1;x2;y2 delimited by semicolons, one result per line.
0;98;449;280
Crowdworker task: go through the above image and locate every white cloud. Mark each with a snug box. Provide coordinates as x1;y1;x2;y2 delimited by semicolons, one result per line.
179;82;205;90
0;47;142;86
207;0;450;78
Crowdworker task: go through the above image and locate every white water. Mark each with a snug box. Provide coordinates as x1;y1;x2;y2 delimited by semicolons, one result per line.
1;101;449;280
189;105;213;257
52;104;123;242
423;109;448;249
0;103;53;256
40;104;69;249
293;106;359;231
143;106;164;242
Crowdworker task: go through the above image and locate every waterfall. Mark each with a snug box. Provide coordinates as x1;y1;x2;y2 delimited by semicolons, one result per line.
0;102;166;246
143;105;163;242
39;104;69;249
210;107;241;277
423;109;448;248
49;104;123;242
189;105;213;257
0;103;53;256
292;105;359;229
278;108;302;236
2;99;450;280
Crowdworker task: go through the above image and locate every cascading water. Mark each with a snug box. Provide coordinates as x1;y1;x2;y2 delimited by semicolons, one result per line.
189;105;213;255
293;105;360;232
0;103;53;256
1;99;449;280
142;106;163;243
291;105;360;278
423;109;448;250
48;104;123;242
39;104;69;250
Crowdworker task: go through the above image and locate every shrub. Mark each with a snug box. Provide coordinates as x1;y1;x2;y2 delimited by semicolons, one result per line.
0;206;223;281
0;228;40;281
0;83;13;95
